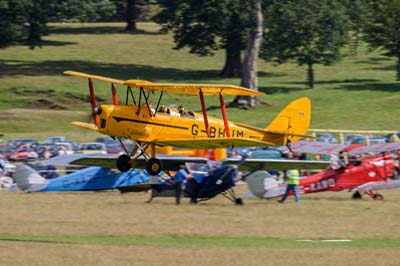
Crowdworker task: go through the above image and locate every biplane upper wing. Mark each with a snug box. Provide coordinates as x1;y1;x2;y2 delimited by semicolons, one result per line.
289;140;348;154
347;142;400;155
64;70;263;96
64;71;127;85
125;81;264;96
156;137;275;149
221;158;330;172
43;154;208;171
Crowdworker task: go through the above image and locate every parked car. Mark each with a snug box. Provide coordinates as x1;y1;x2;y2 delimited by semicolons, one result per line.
105;142;123;154
248;148;282;159
77;142;107;154
9;145;38;161
315;133;338;144
369;137;387;145
7;138;38;150
55;142;75;155
43;136;69;144
36;143;59;158
344;134;368;144
0;145;15;160
95;136;115;143
383;132;400;143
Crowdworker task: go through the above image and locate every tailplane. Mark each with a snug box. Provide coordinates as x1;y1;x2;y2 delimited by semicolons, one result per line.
15;164;49;192
264;97;312;145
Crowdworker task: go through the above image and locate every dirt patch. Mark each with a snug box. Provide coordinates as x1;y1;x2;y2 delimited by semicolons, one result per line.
11;87;55;97
24;99;67;110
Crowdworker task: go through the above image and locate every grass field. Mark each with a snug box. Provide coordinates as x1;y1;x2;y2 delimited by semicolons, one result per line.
1;185;400;266
0;22;399;142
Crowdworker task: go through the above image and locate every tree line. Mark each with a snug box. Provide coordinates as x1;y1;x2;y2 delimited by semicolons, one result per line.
1;0;400;106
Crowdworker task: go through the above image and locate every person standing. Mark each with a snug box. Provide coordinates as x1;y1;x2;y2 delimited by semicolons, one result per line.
278;169;300;203
173;164;192;204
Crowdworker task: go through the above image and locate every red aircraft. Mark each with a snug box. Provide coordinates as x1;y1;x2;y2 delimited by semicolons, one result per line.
234;141;400;200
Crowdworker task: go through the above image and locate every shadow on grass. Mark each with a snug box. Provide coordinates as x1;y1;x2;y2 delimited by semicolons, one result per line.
49;25;162;35
0;59;287;83
366;65;396;72
279;78;379;85
257;78;395;94
39;40;78;46
338;82;400;92
259;86;308;95
353;56;397;72
0;59;225;82
353;56;392;65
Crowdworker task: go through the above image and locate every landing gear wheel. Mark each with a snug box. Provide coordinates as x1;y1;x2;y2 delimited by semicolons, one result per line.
146;158;162;175
235;198;244;205
117;154;131;172
352;191;362;199
373;193;384;200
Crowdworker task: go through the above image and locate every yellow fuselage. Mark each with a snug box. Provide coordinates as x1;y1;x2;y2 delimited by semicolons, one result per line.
97;104;265;143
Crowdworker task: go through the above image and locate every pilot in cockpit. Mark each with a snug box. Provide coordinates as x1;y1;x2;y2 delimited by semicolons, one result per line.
158;104;167;113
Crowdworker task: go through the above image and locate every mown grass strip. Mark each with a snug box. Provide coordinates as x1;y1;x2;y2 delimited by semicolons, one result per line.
1;234;399;248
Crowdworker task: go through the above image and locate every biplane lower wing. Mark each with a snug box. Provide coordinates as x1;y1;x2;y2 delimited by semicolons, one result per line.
43;154;208;171
14;164;156;193
352;180;400;193
221;158;330;172
157;138;275;149
72;121;99;132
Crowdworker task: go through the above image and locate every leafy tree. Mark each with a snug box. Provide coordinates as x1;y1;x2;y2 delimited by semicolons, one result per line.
0;0;26;48
0;0;115;50
363;0;400;80
154;0;257;77
261;0;349;89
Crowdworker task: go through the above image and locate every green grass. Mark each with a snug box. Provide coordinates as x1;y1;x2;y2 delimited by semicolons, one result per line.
0;22;399;142
2;189;400;266
2;234;400;248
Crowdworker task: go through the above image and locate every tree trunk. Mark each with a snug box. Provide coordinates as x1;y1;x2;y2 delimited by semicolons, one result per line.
307;63;314;89
220;32;242;78
125;0;137;31
397;56;400;81
233;1;263;107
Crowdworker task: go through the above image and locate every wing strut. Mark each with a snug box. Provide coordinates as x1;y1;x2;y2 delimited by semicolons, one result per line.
88;78;99;126
111;83;118;105
219;93;230;138
199;89;210;137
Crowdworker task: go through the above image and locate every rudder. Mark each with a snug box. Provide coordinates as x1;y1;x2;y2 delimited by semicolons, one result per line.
264;97;311;145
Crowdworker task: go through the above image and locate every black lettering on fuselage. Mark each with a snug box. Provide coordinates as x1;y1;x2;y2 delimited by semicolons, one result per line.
209;127;216;138
218;128;225;138
191;123;244;138
192;124;199;136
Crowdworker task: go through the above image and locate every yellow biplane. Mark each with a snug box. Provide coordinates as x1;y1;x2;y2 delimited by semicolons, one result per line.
64;71;312;175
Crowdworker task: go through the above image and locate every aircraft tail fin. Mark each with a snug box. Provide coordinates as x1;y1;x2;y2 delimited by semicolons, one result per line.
263;97;312;145
15;164;49;192
246;171;285;199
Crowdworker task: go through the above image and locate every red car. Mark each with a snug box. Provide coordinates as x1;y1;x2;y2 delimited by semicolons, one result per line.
0;146;14;160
